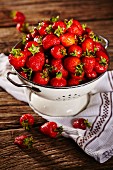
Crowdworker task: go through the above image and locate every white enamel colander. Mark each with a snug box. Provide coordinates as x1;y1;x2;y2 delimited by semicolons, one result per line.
7;36;109;116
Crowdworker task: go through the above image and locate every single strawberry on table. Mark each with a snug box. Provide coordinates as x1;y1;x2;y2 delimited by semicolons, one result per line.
10;10;26;23
72;118;91;130
14;135;33;148
20;114;34;130
40;121;63;138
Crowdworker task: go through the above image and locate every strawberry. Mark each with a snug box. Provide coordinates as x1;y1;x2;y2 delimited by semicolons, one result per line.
52;21;66;37
82;55;96;73
68;45;82;58
26;52;45;71
72;118;91;130
24;41;39;56
51;59;68;78
64;56;81;73
86;70;97;79
60;33;76;47
14;135;33;148
9;48;28;69
20;114;34;130
42;34;60;50
68;78;80;86
51;45;67;59
66;19;83;36
37;21;52;36
40;121;63;138
33;70;50;85
82;37;94;52
16;22;29;33
50;72;67;87
11;11;26;23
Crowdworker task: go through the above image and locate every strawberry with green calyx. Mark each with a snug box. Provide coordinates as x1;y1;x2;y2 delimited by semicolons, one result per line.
50;16;59;23
66;19;83;36
52;20;67;37
68;44;82;58
40;121;63;138
51;45;67;59
33;70;50;85
72;118;91;130
50;72;67;87
9;48;28;69
20;67;32;80
71;63;85;80
64;56;81;73
14;135;33;149
37;21;52;36
24;41;40;56
82;37;94;53
20;114;34;130
10;10;26;23
26;51;45;71
16;22;30;34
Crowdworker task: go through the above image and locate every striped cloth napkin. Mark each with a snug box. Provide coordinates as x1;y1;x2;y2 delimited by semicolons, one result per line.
0;53;113;163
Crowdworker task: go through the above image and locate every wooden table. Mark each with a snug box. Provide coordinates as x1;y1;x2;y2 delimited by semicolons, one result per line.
0;0;113;169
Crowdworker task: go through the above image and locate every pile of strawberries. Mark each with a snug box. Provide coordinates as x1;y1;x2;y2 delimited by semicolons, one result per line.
9;13;109;87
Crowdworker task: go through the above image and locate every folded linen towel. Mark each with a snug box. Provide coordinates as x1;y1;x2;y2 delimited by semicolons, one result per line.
0;53;113;163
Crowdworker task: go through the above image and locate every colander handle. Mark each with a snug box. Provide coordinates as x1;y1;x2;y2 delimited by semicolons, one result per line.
99;35;109;49
7;72;41;92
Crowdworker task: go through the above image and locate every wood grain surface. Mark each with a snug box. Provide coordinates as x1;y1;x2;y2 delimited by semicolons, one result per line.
0;0;113;170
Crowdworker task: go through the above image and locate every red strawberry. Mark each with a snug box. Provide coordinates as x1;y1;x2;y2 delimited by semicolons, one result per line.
96;50;109;63
68;78;80;86
20;114;34;130
72;118;91;130
66;19;83;36
11;11;25;23
86;70;97;79
33;70;50;85
51;45;67;59
8;48;28;69
68;45;82;58
26;52;45;71
52;21;66;36
42;34;60;50
24;41;39;56
16;22;29;33
40;121;63;138
94;57;108;74
64;56;81;73
38;21;52;36
82;37;94;52
14;135;33;148
82;55;96;73
50;72;67;87
60;33;76;47
51;59;68;78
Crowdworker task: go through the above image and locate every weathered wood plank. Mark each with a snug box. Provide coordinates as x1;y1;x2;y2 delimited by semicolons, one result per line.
0;0;113;27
